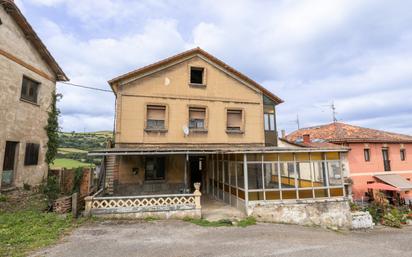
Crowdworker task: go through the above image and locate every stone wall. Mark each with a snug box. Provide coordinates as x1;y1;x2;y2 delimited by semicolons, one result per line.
351;211;374;229
247;199;351;230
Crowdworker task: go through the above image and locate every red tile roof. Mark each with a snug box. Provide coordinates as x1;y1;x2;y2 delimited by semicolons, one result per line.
108;47;283;104
286;122;412;143
279;137;346;149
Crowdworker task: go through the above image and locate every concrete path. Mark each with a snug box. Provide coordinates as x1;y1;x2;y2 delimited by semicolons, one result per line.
201;196;246;221
32;220;412;257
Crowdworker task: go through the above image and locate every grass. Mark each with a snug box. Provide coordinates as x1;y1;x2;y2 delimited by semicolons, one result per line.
143;216;161;222
51;158;95;169
0;191;87;257
183;217;256;228
58;147;87;154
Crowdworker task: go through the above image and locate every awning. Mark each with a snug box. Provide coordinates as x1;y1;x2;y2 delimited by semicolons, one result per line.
367;182;400;192
374;174;412;191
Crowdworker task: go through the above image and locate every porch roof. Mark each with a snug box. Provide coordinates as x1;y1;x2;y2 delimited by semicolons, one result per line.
88;145;348;156
374;174;412;191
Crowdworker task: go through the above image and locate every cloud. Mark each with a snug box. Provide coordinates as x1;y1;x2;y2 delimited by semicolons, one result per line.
18;0;412;135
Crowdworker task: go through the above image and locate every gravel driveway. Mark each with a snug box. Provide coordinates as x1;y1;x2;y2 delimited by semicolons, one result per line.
32;220;412;257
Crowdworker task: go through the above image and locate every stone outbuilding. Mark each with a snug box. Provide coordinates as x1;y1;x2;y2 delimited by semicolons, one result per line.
0;0;68;191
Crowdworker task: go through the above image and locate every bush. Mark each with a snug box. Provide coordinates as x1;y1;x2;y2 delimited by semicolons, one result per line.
0;194;7;202
40;176;60;202
382;212;402;228
350;202;361;212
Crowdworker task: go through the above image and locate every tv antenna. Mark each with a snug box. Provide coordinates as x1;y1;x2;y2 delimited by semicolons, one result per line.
320;101;338;123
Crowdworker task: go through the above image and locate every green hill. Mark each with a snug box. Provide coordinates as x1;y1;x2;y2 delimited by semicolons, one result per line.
53;131;113;169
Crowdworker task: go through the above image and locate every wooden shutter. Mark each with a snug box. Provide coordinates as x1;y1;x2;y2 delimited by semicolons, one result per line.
227;110;242;128
147;105;165;120
189;107;205;119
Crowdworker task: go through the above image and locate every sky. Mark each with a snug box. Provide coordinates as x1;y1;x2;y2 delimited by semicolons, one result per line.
15;0;412;135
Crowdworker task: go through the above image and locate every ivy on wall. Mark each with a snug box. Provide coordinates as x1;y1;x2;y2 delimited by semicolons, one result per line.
44;92;62;166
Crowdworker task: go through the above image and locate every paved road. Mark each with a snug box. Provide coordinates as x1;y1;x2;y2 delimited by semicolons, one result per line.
33;220;412;257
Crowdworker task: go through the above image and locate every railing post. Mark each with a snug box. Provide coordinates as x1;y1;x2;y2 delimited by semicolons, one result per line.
84;196;93;217
194;182;202;209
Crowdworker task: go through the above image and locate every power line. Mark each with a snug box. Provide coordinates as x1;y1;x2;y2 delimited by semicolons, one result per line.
59;81;113;92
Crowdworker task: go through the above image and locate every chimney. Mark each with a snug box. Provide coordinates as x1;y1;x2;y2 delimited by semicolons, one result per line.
303;134;311;144
281;129;286;138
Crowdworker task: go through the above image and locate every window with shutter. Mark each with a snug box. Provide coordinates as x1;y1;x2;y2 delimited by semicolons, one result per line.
24;143;40;166
189;107;206;129
146;105;166;130
226;109;243;132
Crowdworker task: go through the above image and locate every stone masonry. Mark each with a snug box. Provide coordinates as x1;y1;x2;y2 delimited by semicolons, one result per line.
0;4;59;190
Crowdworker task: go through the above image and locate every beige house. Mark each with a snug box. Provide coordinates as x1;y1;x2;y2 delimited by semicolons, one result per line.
89;48;351;228
0;0;68;191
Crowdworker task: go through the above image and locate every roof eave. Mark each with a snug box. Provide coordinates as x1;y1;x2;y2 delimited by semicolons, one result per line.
1;0;69;82
107;47;283;104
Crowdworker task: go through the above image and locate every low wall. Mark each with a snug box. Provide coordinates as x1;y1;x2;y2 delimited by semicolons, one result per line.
91;208;201;219
247;198;351;230
85;188;202;220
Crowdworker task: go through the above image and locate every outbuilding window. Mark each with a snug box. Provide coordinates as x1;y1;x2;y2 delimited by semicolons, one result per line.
21;76;40;104
24;143;40;166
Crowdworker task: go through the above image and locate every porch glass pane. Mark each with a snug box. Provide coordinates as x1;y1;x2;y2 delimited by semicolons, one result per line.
298;189;313;199
265;191;280;200
279;162;296;188
237;163;244;189
281;190;297;199
229;161;236;186
264;163;279;189
314;189;328;198
330;188;344;197
248;192;264;201
327;161;342;186
224;161;229;184
296;162;312;188
247;163;263;189
312;162;326;187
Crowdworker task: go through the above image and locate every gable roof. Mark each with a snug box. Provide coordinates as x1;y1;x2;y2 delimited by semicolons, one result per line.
1;0;68;81
108;47;283;104
286;122;412;143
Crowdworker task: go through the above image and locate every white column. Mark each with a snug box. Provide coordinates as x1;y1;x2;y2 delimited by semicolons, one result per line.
243;153;249;206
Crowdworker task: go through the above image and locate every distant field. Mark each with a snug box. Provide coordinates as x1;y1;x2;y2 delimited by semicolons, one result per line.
51;158;95;169
58;147;87;154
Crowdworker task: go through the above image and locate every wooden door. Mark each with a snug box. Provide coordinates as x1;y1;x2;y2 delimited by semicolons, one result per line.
2;141;18;187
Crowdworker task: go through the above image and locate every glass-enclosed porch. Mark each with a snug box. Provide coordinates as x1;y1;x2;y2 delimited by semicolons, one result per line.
206;151;346;212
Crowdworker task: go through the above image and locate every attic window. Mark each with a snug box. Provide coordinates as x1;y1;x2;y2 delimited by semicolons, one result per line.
190;67;204;85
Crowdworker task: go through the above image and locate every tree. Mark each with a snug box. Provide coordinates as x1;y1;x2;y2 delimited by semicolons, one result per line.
44;92;62;165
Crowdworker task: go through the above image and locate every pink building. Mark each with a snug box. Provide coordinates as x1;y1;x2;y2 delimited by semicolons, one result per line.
287;122;412;203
